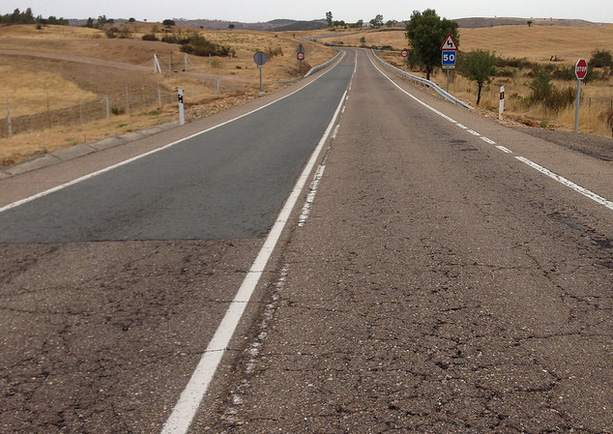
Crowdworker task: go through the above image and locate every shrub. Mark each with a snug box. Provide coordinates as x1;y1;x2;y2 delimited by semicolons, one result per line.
105;27;119;38
590;49;613;68
179;33;234;57
545;87;575;111
530;69;553;102
266;46;283;58
552;67;576;81
142;33;158;41
529;69;575;111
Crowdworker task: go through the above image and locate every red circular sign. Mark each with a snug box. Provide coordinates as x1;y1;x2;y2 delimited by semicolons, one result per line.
401;49;408;58
297;52;305;61
575;58;588;80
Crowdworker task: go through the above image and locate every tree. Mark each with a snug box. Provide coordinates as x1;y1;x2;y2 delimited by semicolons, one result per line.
370;14;383;28
458;50;498;105
326;11;333;28
405;9;459;81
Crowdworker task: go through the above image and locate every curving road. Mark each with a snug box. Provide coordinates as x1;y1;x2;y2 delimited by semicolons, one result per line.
1;48;612;433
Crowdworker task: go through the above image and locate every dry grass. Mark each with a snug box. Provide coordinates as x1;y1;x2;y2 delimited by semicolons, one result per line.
430;69;613;136
0;23;336;167
460;24;613;65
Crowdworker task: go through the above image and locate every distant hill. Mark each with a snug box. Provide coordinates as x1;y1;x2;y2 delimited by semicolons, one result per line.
172;18;328;31
455;17;603;28
66;16;602;32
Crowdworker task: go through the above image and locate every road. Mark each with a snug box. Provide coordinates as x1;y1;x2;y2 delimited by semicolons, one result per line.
1;48;612;433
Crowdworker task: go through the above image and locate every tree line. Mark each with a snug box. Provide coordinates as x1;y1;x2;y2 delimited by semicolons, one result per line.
0;8;69;25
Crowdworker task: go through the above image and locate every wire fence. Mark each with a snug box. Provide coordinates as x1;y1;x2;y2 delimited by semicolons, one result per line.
1;83;180;138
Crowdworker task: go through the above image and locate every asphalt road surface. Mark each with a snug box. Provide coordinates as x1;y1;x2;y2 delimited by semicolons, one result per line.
1;48;612;433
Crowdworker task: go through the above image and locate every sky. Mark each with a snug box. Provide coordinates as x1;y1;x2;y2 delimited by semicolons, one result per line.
2;0;612;24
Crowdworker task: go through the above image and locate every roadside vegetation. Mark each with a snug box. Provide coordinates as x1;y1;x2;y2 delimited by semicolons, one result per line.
328;14;613;137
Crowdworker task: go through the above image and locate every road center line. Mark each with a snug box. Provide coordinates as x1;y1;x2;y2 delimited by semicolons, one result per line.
160;88;349;434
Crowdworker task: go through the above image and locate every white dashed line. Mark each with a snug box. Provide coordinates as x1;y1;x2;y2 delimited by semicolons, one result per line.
496;145;513;154
516;157;613;211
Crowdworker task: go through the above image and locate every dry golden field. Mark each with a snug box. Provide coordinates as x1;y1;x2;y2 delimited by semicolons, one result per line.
0;23;335;167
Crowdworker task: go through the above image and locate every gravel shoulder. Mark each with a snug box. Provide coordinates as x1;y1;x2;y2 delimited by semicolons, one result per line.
514;126;613;162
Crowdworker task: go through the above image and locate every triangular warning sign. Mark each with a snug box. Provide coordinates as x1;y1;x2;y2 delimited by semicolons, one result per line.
440;34;458;51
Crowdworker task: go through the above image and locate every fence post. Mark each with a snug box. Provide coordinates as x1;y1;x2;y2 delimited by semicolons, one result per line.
125;85;130;114
105;96;110;118
7;105;12;139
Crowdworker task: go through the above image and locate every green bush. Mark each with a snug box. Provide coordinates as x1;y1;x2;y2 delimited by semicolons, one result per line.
545;87;575;111
179;34;234;57
552;67;576;81
590;49;613;68
529;69;575;111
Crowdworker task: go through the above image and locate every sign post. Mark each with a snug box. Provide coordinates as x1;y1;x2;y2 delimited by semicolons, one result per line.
574;58;588;133
296;44;305;73
499;86;505;120
254;51;268;94
401;49;408;69
440;34;458;93
177;88;185;125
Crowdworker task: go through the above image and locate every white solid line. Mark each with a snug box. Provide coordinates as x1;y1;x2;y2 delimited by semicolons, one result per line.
367;54;458;125
0;53;347;215
516;156;613;211
160;89;349;434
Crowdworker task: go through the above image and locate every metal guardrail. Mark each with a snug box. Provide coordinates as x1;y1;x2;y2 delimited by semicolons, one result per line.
304;50;342;78
371;49;473;110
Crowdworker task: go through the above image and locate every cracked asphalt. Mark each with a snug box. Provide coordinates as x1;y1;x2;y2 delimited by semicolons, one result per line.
1;48;612;433
196;50;613;433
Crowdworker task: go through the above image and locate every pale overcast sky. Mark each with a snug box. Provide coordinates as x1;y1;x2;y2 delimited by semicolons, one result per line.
3;0;612;24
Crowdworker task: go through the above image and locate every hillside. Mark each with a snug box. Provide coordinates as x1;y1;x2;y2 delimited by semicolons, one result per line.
455;17;603;28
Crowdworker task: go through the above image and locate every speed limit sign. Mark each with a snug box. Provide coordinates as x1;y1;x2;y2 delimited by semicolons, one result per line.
401;49;408;58
442;50;456;70
297;52;305;61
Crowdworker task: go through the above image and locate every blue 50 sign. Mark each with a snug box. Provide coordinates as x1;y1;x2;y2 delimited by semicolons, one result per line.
442;50;456;69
